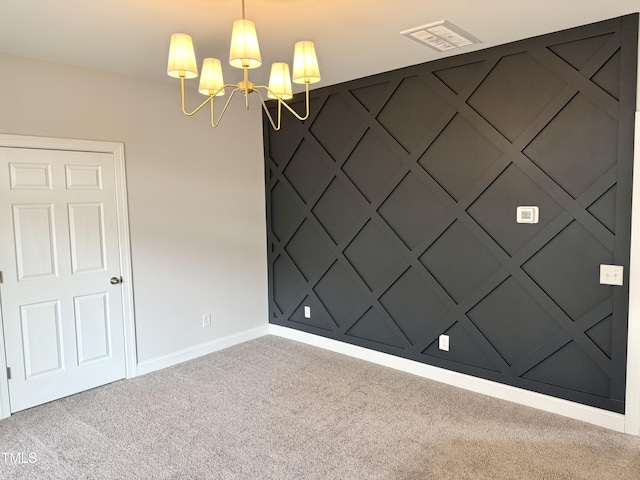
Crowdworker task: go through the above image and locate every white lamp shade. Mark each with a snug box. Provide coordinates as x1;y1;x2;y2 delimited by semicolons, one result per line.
167;33;198;79
199;58;226;96
229;19;262;69
292;41;320;84
268;63;293;100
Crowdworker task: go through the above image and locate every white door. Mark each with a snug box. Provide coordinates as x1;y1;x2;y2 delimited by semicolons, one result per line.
0;147;126;412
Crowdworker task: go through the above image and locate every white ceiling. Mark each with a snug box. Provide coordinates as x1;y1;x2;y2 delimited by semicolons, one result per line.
0;1;638;92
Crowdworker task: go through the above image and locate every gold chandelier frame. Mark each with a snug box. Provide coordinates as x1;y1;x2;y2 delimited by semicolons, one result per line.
167;0;320;130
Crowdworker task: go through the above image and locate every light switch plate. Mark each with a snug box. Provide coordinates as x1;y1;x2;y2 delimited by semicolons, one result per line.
600;264;624;286
439;334;449;351
516;206;539;224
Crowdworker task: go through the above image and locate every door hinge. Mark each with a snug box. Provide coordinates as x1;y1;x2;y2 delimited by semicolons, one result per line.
0;271;3;284
6;367;11;380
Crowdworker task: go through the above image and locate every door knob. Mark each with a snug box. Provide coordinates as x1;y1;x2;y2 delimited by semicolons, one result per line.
110;276;122;285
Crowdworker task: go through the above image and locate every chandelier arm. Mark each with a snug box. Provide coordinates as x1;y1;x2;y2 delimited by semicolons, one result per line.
286;83;311;121
255;83;311;121
210;88;242;127
180;77;215;116
254;89;282;131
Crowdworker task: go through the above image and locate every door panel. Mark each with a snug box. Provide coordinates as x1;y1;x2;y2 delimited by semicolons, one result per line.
65;164;102;190
21;300;64;378
74;292;111;364
12;204;58;280
68;203;106;273
9;163;52;190
0;147;126;412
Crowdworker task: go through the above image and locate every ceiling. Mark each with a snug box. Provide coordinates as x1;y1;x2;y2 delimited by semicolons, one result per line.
0;1;638;92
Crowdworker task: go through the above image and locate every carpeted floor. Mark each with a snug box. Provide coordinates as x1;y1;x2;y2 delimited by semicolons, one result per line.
0;335;639;479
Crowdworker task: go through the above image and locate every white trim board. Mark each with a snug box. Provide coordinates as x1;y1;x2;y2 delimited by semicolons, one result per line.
0;304;9;420
112;143;137;380
625;111;640;436
270;325;628;434
137;325;270;376
0;133;137;419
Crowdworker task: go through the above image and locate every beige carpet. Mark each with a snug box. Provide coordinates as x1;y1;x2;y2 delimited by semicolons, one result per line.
0;335;639;479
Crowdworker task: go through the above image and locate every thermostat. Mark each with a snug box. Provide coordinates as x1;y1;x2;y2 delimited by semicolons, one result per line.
516;206;539;224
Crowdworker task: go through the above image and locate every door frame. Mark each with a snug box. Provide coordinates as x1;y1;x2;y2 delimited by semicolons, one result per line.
0;134;137;419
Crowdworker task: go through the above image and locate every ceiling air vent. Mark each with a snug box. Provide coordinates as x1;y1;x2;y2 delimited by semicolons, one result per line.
401;20;480;52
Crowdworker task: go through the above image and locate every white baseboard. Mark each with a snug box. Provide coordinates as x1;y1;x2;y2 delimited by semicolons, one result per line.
137;325;270;376
270;325;627;433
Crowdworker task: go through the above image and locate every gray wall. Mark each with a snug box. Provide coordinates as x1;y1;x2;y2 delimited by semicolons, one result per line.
0;52;269;364
264;15;639;413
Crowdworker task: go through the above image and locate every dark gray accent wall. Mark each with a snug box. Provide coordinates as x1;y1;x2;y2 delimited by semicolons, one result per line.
263;15;638;413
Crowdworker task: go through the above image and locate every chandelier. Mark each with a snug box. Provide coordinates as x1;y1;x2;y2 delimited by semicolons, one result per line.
167;0;321;130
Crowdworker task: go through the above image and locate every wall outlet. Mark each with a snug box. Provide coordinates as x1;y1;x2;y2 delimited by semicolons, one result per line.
304;306;311;318
202;313;212;327
600;264;624;286
439;334;450;351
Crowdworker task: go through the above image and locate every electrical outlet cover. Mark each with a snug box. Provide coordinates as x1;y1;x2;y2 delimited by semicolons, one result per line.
439;334;450;351
600;264;623;286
